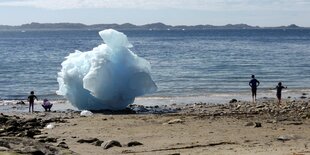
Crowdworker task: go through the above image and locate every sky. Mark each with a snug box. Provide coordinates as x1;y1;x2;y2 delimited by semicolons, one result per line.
0;0;310;27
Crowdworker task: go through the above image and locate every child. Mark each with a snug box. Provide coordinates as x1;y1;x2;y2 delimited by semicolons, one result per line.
27;91;38;113
275;82;287;106
42;99;53;112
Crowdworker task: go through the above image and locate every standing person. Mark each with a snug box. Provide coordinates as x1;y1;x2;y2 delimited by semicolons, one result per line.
275;82;287;106
249;75;260;103
27;91;38;113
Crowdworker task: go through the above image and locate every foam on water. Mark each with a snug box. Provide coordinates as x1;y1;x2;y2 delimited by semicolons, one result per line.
56;29;157;110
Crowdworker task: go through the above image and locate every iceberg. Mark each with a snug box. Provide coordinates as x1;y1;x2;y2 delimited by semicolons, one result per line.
57;29;157;110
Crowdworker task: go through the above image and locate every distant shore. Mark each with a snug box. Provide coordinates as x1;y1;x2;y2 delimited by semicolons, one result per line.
0;22;309;31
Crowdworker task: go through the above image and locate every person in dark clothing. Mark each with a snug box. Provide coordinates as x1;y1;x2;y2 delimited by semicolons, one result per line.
275;82;287;106
27;91;38;113
249;75;260;103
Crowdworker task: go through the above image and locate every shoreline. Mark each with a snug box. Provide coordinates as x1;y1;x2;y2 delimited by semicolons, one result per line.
0;91;309;113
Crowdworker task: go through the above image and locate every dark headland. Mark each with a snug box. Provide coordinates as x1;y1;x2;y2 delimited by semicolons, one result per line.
0;22;308;31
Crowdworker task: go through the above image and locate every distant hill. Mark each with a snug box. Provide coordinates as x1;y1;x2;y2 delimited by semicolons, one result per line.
0;22;307;31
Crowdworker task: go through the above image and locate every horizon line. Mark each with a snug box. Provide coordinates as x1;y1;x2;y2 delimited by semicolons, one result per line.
0;22;306;28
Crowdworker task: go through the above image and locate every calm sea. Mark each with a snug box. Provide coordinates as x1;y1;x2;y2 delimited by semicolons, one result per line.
1;29;310;104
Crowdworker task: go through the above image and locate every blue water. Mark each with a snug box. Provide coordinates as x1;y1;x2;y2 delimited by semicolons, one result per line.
0;29;310;101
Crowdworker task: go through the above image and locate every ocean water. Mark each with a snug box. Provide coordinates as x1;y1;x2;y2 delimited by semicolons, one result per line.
1;29;310;105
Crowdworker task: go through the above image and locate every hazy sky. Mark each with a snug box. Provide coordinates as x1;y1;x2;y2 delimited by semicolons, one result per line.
0;0;309;26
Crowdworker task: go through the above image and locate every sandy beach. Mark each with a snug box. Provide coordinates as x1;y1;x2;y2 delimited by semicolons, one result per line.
0;96;309;155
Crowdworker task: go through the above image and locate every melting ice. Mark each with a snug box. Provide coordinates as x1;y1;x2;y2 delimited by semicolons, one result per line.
57;29;157;110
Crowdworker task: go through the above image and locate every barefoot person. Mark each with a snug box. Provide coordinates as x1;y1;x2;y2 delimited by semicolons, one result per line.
27;91;38;113
275;82;287;106
249;75;260;103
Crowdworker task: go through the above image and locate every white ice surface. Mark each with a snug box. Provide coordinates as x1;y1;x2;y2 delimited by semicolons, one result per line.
57;29;157;110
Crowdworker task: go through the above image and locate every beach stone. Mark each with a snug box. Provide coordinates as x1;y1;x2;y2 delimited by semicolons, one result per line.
277;135;292;141
0;140;10;148
127;141;143;147
101;140;122;149
302;114;309;119
277;134;301;142
0;146;9;151
266;120;277;124
235;104;241;110
77;137;99;143
229;99;238;103
16;100;25;105
167;119;184;124
93;140;104;146
25;129;41;138
244;122;254;126
6;119;18;126
256;105;265;108
5;125;18;132
0;116;9;123
45;137;58;143
33;135;48;139
57;142;69;149
24;118;38;123
285;121;303;125
0;137;76;154
132;106;149;112
27;150;45;155
254;122;262;128
0;128;6;134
